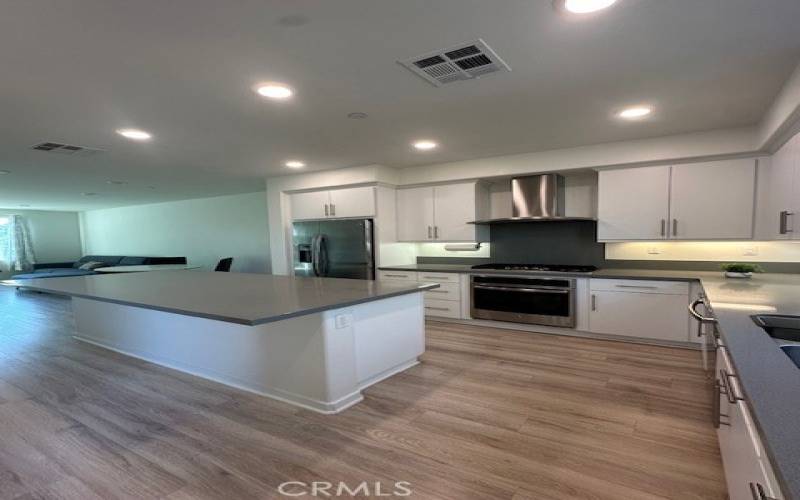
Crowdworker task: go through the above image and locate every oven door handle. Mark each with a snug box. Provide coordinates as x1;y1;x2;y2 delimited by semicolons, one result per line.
472;285;569;294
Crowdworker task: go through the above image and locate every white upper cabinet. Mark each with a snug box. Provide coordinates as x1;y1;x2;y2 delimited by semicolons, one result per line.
290;190;331;221
670;159;755;239
433;183;480;241
597;166;670;240
290;186;375;221
397;182;489;242
329;186;376;218
598;159;756;241
397;187;435;241
763;133;800;239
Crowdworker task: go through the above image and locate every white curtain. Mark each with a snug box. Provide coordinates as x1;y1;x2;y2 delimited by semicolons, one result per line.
7;215;35;271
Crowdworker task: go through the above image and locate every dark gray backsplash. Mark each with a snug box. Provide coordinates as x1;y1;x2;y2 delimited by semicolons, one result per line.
415;220;800;273
488;221;606;265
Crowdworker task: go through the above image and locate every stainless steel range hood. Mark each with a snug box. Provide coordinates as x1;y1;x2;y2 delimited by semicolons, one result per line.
470;174;596;224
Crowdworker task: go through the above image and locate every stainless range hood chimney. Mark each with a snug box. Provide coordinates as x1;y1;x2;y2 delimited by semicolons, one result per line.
512;174;564;218
470;174;596;224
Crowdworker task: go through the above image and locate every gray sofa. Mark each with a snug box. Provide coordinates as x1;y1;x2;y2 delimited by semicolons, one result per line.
11;255;187;280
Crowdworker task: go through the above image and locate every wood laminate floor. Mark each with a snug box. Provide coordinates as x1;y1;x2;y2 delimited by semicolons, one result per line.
0;287;726;499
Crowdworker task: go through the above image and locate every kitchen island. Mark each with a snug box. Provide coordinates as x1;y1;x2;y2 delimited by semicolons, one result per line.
3;271;437;413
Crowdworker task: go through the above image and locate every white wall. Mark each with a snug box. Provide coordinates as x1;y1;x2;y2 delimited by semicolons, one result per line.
80;192;270;273
0;209;83;278
606;241;800;263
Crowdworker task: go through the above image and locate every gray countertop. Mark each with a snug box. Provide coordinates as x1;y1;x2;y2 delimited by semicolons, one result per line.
3;271;438;326
381;264;800;498
700;273;800;500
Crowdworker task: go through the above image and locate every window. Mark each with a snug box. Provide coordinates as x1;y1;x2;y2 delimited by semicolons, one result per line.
0;216;9;260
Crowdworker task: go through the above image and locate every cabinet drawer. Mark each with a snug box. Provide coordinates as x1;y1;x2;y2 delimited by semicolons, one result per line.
423;282;461;302
378;270;418;282
424;298;461;319
590;279;689;295
417;272;461;284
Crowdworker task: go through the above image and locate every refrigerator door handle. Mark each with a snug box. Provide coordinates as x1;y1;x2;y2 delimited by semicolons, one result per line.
310;235;319;276
318;234;329;276
364;220;375;280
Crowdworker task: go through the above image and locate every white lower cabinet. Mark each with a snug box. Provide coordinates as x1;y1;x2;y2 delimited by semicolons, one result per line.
378;270;465;319
588;279;691;342
716;348;783;500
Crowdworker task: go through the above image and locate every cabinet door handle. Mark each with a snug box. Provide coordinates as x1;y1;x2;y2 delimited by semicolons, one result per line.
324;204;329;216
672;219;678;237
780;211;794;234
660;219;666;237
720;369;744;404
749;482;777;500
591;294;596;311
427;226;432;239
330;204;336;216
434;226;439;239
713;379;730;428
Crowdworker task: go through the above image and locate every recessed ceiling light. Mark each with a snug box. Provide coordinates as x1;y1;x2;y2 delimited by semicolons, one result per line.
0;170;10;175
256;83;294;100
81;192;99;197
559;0;618;14
617;106;653;119
285;160;306;169
116;128;152;141
413;140;438;151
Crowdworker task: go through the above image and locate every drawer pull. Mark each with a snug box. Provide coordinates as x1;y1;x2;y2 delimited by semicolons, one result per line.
427;290;448;294
422;275;450;280
425;306;450;312
383;274;410;278
615;284;659;290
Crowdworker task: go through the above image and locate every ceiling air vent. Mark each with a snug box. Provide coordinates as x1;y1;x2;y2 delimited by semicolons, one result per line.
30;142;104;156
399;39;511;87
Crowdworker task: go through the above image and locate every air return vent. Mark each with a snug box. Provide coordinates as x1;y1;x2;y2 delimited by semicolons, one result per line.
30;142;104;156
399;39;510;87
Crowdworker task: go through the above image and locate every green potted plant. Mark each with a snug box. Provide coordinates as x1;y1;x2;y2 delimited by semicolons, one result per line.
720;263;763;279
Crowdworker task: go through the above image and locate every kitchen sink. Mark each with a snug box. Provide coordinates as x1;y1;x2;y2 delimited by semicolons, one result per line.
781;345;800;369
751;315;800;342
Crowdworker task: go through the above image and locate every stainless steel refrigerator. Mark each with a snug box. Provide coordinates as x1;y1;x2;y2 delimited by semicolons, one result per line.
292;219;375;280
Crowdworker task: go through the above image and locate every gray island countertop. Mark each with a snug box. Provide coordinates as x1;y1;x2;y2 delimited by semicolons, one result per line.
3;271;438;326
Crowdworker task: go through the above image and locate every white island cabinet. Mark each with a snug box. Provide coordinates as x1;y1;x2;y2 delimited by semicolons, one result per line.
6;271;435;414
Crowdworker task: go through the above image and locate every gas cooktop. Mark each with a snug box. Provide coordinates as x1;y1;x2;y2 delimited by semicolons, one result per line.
471;263;598;273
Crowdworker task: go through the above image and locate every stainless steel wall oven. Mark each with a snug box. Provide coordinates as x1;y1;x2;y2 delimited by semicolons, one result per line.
470;275;576;327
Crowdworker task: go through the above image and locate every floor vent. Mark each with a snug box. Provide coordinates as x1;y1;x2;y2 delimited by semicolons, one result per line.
399;39;511;87
30;142;104;156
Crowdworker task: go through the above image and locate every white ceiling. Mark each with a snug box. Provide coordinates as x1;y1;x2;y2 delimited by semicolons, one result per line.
1;0;799;210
